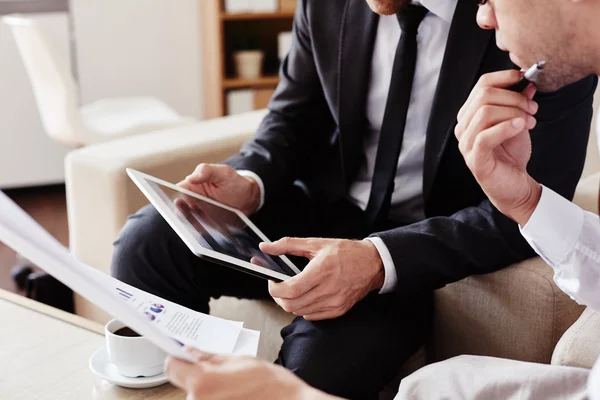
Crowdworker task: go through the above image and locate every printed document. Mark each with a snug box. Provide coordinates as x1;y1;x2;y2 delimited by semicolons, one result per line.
0;191;259;360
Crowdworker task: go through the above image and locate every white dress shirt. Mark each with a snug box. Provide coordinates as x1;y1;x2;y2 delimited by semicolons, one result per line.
348;0;456;223
240;0;458;294
353;0;457;293
520;186;600;399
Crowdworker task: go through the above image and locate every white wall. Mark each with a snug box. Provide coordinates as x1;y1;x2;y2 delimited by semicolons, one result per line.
71;0;203;120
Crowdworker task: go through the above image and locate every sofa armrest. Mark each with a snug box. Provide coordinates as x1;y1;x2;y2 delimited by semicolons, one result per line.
573;171;600;214
552;308;600;369
65;110;267;321
429;257;586;364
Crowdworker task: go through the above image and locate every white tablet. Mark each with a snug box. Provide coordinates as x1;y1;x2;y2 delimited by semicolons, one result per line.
127;169;301;282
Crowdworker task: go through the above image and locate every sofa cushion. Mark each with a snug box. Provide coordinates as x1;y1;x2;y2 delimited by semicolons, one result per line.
428;257;586;364
552;307;600;369
210;297;294;361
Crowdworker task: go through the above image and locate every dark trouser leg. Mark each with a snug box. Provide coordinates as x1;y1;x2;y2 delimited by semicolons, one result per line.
277;292;433;399
110;185;321;313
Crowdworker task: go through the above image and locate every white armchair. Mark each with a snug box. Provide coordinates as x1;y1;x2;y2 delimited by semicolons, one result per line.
3;14;194;148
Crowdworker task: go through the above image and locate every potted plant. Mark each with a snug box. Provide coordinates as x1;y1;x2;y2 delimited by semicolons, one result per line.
232;35;264;79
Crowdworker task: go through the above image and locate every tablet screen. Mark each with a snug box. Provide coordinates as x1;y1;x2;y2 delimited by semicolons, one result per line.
147;181;298;277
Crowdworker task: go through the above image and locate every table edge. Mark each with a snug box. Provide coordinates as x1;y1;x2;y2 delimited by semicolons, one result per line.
0;288;104;335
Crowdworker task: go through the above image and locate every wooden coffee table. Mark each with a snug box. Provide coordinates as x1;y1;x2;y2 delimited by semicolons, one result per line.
0;289;185;399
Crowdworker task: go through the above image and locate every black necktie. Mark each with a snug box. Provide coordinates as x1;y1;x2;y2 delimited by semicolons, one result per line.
364;5;428;227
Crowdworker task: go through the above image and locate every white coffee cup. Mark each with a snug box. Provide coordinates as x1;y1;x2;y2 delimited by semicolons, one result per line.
105;319;167;378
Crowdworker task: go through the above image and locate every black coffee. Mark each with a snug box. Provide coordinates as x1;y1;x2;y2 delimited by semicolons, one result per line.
114;327;141;337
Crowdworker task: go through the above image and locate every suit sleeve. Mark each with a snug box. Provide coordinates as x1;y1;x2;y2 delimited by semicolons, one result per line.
223;0;335;204
371;74;599;296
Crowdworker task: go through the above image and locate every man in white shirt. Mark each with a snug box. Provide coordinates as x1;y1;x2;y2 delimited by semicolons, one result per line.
113;0;596;397
392;0;600;398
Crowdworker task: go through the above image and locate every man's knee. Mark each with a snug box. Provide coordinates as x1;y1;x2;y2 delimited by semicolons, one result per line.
278;320;343;393
111;204;180;281
111;204;220;313
276;296;431;398
277;317;389;399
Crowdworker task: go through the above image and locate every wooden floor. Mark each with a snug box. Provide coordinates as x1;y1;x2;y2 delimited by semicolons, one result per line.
0;185;68;294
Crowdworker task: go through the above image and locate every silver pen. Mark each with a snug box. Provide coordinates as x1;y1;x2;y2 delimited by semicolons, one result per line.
508;61;546;92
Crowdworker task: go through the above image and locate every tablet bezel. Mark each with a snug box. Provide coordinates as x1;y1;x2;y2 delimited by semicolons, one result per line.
127;169;301;282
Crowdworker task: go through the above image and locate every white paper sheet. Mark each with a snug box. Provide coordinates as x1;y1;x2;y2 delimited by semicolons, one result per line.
232;328;261;357
0;191;260;358
95;275;244;355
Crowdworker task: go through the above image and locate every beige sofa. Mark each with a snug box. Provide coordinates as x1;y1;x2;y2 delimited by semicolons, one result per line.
65;109;600;393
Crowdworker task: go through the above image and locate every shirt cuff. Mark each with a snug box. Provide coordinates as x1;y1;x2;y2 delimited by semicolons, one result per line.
365;237;398;294
520;186;585;266
236;170;265;211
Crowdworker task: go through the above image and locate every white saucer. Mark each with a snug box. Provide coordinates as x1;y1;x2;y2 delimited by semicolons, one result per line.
89;346;168;389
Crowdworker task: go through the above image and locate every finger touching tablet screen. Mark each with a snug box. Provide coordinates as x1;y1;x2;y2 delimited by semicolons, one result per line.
127;169;301;282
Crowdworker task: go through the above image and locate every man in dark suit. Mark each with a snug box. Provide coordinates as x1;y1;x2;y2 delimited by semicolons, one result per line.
112;0;597;398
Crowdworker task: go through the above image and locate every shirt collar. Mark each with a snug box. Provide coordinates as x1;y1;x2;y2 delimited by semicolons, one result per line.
413;0;458;23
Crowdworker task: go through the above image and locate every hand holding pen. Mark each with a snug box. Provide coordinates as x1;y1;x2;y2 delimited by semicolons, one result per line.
454;62;546;225
508;61;546;92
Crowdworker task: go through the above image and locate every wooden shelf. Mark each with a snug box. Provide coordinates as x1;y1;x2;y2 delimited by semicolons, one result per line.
201;0;295;118
220;12;295;21
223;75;280;89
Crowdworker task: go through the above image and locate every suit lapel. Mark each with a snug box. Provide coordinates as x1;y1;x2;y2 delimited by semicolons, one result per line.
422;0;493;202
337;0;379;184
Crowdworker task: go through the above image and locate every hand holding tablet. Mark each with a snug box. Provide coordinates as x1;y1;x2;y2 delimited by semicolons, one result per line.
179;164;262;217
128;169;301;282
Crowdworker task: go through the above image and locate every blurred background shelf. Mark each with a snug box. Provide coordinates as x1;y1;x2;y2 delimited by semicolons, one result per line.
200;0;295;118
220;11;295;21
223;75;280;89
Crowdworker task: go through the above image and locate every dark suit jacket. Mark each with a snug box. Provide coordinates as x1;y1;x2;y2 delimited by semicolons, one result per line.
225;0;598;296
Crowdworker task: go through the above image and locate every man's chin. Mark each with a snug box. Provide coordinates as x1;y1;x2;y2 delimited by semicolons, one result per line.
534;75;569;93
365;0;410;15
533;66;590;93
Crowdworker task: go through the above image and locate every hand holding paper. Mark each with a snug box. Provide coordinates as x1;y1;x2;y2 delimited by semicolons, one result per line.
0;191;260;360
